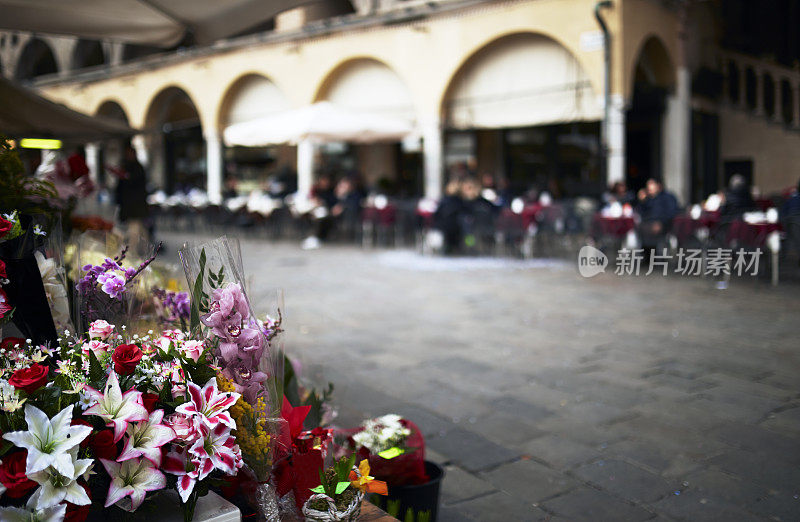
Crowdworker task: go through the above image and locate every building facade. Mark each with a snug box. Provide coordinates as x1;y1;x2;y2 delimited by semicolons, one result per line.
3;0;800;204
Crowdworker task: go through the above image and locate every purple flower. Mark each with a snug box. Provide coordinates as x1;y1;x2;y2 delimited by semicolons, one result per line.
97;271;126;299
201;283;249;330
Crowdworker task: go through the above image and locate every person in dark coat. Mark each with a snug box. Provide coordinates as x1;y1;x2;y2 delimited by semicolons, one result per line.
636;178;679;249
114;144;149;251
434;179;465;255
720;174;755;219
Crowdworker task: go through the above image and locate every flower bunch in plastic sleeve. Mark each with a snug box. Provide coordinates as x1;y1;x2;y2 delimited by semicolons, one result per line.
179;237;284;483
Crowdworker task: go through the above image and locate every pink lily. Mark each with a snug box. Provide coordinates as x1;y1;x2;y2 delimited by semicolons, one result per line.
101;457;166;511
174;378;240;432
162;445;214;503
83;372;148;442
117;409;176;466
188;424;242;476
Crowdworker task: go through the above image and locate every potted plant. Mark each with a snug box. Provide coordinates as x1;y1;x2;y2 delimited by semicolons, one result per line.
351;414;445;522
302;455;387;522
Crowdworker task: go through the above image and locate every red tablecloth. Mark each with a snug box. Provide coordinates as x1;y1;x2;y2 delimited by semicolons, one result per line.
591;215;636;238
363;205;397;226
726;220;782;248
415;208;434;228
671;211;721;243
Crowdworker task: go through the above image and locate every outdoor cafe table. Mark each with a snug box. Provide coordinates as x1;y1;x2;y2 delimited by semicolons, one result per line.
672;211;721;244
725;220;782;248
591;214;636;238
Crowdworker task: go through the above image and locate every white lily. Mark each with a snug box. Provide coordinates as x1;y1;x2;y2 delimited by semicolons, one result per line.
101;457;167;511
117;409;176;466
0;494;67;522
2;404;91;477
83;371;148;442
28;448;93;509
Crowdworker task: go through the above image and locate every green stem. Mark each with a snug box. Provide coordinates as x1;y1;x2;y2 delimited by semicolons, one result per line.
183;489;199;522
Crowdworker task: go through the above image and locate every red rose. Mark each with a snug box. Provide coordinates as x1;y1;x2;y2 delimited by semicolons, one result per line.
88;429;118;460
112;343;143;375
64;483;91;522
0;450;37;498
0;259;6;279
8;363;48;394
1;337;25;351
142;392;160;413
0;216;12;239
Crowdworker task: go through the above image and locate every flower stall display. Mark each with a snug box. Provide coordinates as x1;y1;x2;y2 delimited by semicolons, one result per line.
0;320;243;522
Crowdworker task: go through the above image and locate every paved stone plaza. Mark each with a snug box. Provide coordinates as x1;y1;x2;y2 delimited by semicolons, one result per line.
164;233;800;521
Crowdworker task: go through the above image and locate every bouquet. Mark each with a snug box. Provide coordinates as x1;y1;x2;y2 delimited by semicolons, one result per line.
351;414;428;486
0;319;244;522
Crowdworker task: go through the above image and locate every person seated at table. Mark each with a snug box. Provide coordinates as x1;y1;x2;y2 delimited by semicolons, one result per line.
331;176;363;241
781;180;800;261
434;178;464;254
720;174;755;219
636;178;678;249
603;181;635;207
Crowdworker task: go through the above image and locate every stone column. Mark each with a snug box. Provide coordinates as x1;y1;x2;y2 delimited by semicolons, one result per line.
662;67;691;205
205;132;223;204
297;139;314;198
793;82;800;129
606;95;626;185
421;117;443;200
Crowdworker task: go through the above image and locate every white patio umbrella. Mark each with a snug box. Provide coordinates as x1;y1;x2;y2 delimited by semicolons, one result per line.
223;101;414;147
0;0;318;47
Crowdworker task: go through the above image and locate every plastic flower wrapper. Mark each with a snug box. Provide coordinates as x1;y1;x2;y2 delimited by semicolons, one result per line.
179;237;285;494
71;230;161;335
0;211;60;346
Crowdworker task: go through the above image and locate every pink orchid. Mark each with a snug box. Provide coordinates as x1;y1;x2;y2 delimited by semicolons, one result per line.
117;409;176;466
83;372;148;442
162;445;214;503
201;283;249;330
174;378;240;432
101;457;166;511
188;424;242;476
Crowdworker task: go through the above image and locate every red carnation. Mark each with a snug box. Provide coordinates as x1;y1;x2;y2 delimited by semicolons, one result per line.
0;259;6;279
112;343;143;375
8;363;48;394
0;450;37;498
88;429;118;460
0;216;12;239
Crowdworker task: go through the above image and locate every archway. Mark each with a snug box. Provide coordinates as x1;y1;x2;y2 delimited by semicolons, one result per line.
144;86;204;194
72;40;106;70
95;101;130;188
442;32;602;198
626;36;675;193
218;74;293;197
314;58;419;196
16;38;58;81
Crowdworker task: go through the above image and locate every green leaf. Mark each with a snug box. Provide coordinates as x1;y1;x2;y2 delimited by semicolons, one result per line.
310;485;326;494
88;350;104;382
189;249;207;333
378;447;405;460
335;482;351;495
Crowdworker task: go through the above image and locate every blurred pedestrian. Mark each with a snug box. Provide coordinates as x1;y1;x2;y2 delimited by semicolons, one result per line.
720;174;755;219
113;143;149;253
434;178;464;255
636;178;678;250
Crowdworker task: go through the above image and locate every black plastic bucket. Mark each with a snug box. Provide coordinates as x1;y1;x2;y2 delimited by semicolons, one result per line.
378;460;445;522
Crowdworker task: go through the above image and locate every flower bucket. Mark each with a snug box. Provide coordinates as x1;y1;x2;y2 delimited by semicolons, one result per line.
378;461;444;522
302;490;364;522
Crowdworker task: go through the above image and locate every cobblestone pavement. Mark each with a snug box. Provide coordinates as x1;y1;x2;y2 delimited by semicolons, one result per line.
163;233;800;521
